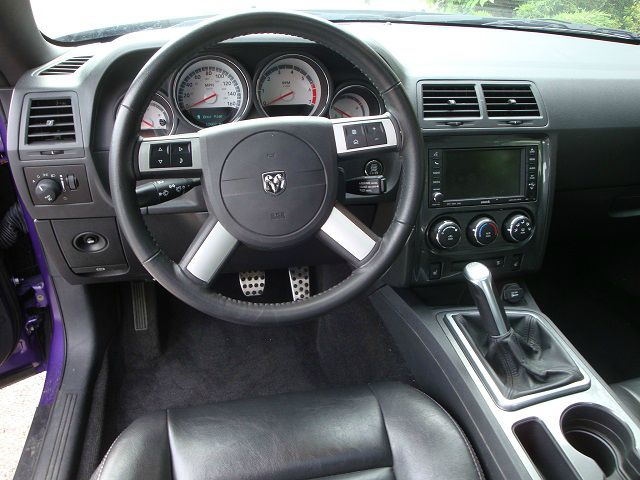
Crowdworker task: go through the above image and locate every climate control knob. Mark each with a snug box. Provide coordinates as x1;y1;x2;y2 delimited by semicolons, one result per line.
468;217;499;246
504;214;534;243
428;219;462;249
34;178;62;204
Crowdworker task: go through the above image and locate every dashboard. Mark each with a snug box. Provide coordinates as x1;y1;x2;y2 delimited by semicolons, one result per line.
4;22;640;286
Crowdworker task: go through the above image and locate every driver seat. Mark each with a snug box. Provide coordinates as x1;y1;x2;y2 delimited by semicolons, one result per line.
92;382;483;480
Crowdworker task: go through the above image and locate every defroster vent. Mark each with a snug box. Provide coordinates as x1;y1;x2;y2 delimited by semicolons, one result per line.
39;56;92;76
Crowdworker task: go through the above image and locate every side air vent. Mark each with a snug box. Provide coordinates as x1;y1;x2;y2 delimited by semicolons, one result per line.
482;84;541;118
39;56;92;76
26;97;76;144
421;84;481;119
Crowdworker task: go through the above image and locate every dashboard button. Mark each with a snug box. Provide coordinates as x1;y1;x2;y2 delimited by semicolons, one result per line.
150;144;170;168
364;159;384;176
170;142;192;167
344;125;367;149
364;122;387;145
428;262;442;280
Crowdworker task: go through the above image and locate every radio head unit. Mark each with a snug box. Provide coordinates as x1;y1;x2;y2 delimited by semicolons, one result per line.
429;145;539;207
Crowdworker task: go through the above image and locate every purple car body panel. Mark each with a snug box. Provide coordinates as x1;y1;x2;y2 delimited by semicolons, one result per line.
0;114;64;405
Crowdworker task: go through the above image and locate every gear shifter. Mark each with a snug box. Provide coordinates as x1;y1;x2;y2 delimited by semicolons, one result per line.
463;262;510;336
456;261;583;400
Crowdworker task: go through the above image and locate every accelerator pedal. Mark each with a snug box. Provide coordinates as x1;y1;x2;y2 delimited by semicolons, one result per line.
288;266;311;301
239;270;265;297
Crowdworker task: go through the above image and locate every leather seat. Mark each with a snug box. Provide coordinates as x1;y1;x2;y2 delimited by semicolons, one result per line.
612;377;640;418
92;382;483;480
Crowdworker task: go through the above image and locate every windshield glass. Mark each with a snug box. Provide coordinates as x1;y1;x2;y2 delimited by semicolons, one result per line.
31;0;640;41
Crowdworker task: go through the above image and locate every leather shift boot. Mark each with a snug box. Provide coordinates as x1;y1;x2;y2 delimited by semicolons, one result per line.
454;313;583;399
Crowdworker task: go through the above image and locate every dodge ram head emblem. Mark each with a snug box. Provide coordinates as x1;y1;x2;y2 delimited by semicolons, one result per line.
262;171;287;195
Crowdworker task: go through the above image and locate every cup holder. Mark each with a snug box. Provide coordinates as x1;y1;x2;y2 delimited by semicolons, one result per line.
561;404;640;479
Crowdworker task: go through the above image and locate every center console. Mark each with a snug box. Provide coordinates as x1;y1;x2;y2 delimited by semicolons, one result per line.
388;135;553;286
371;268;640;480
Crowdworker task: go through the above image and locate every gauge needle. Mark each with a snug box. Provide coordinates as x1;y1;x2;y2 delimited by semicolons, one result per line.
333;107;352;118
141;119;154;127
266;91;294;105
187;93;217;109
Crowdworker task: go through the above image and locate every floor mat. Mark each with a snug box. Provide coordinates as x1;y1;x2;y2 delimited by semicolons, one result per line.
103;295;330;444
528;246;640;384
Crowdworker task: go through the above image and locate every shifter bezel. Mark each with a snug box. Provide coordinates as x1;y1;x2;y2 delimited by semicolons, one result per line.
443;308;591;411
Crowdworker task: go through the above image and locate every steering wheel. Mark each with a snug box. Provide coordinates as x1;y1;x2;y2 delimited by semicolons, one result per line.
110;11;423;325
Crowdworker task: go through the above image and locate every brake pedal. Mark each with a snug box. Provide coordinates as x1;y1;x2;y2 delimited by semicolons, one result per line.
288;266;310;301
239;271;265;297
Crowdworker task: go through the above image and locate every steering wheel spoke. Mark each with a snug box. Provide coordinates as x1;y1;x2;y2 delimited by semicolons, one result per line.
179;216;238;285
319;204;380;266
332;113;399;157
137;133;203;179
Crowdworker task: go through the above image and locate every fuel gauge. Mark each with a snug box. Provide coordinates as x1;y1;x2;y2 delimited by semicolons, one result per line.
329;84;383;119
140;94;175;137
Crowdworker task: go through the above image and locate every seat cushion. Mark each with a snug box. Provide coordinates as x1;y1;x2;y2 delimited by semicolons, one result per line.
612;377;640;418
92;382;483;480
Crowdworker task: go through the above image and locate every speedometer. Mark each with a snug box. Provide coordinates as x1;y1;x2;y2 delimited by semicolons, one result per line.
255;54;331;117
174;55;251;128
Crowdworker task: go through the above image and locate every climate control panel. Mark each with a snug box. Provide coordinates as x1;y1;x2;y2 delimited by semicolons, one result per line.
427;211;534;251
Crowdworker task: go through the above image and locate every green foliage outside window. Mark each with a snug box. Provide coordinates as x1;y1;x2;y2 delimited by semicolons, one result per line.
426;0;640;33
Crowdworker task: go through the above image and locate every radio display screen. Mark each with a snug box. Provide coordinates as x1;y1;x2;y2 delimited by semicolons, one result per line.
443;148;523;200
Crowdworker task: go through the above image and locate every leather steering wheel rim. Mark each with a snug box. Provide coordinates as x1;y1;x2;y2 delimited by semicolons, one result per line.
110;11;424;325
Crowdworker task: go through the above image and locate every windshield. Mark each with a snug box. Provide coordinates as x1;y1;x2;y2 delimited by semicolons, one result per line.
31;0;640;42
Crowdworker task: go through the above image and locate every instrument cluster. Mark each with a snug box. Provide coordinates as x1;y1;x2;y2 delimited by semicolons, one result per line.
139;52;384;137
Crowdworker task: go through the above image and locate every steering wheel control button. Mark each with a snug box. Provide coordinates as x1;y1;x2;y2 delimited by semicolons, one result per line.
73;232;108;253
364;122;387;146
364;159;383;176
468;217;499;246
344;125;367;149
428;219;462;249
150;144;170;168
346;176;386;195
170;142;192;167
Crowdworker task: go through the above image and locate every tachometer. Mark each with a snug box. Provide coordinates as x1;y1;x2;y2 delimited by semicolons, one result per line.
174;55;251;128
255;54;331;117
329;84;383;119
140;93;175;138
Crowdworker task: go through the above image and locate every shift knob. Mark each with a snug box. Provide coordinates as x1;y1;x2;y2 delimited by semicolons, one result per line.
463;262;510;336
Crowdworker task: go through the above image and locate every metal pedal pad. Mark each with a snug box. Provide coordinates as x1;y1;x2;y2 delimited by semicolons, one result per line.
288;266;310;301
239;271;265;297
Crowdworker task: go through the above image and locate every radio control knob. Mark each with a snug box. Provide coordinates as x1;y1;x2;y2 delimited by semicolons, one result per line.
468;217;499;246
432;191;444;204
34;178;62;204
428;219;461;249
504;214;534;243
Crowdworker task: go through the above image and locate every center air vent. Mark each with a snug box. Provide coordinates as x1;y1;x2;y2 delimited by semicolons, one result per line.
26;97;76;144
39;56;92;76
421;83;481;119
482;84;541;118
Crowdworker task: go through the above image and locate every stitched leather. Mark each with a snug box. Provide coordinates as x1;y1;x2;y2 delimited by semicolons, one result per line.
454;313;583;399
93;383;481;480
612;377;640;419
